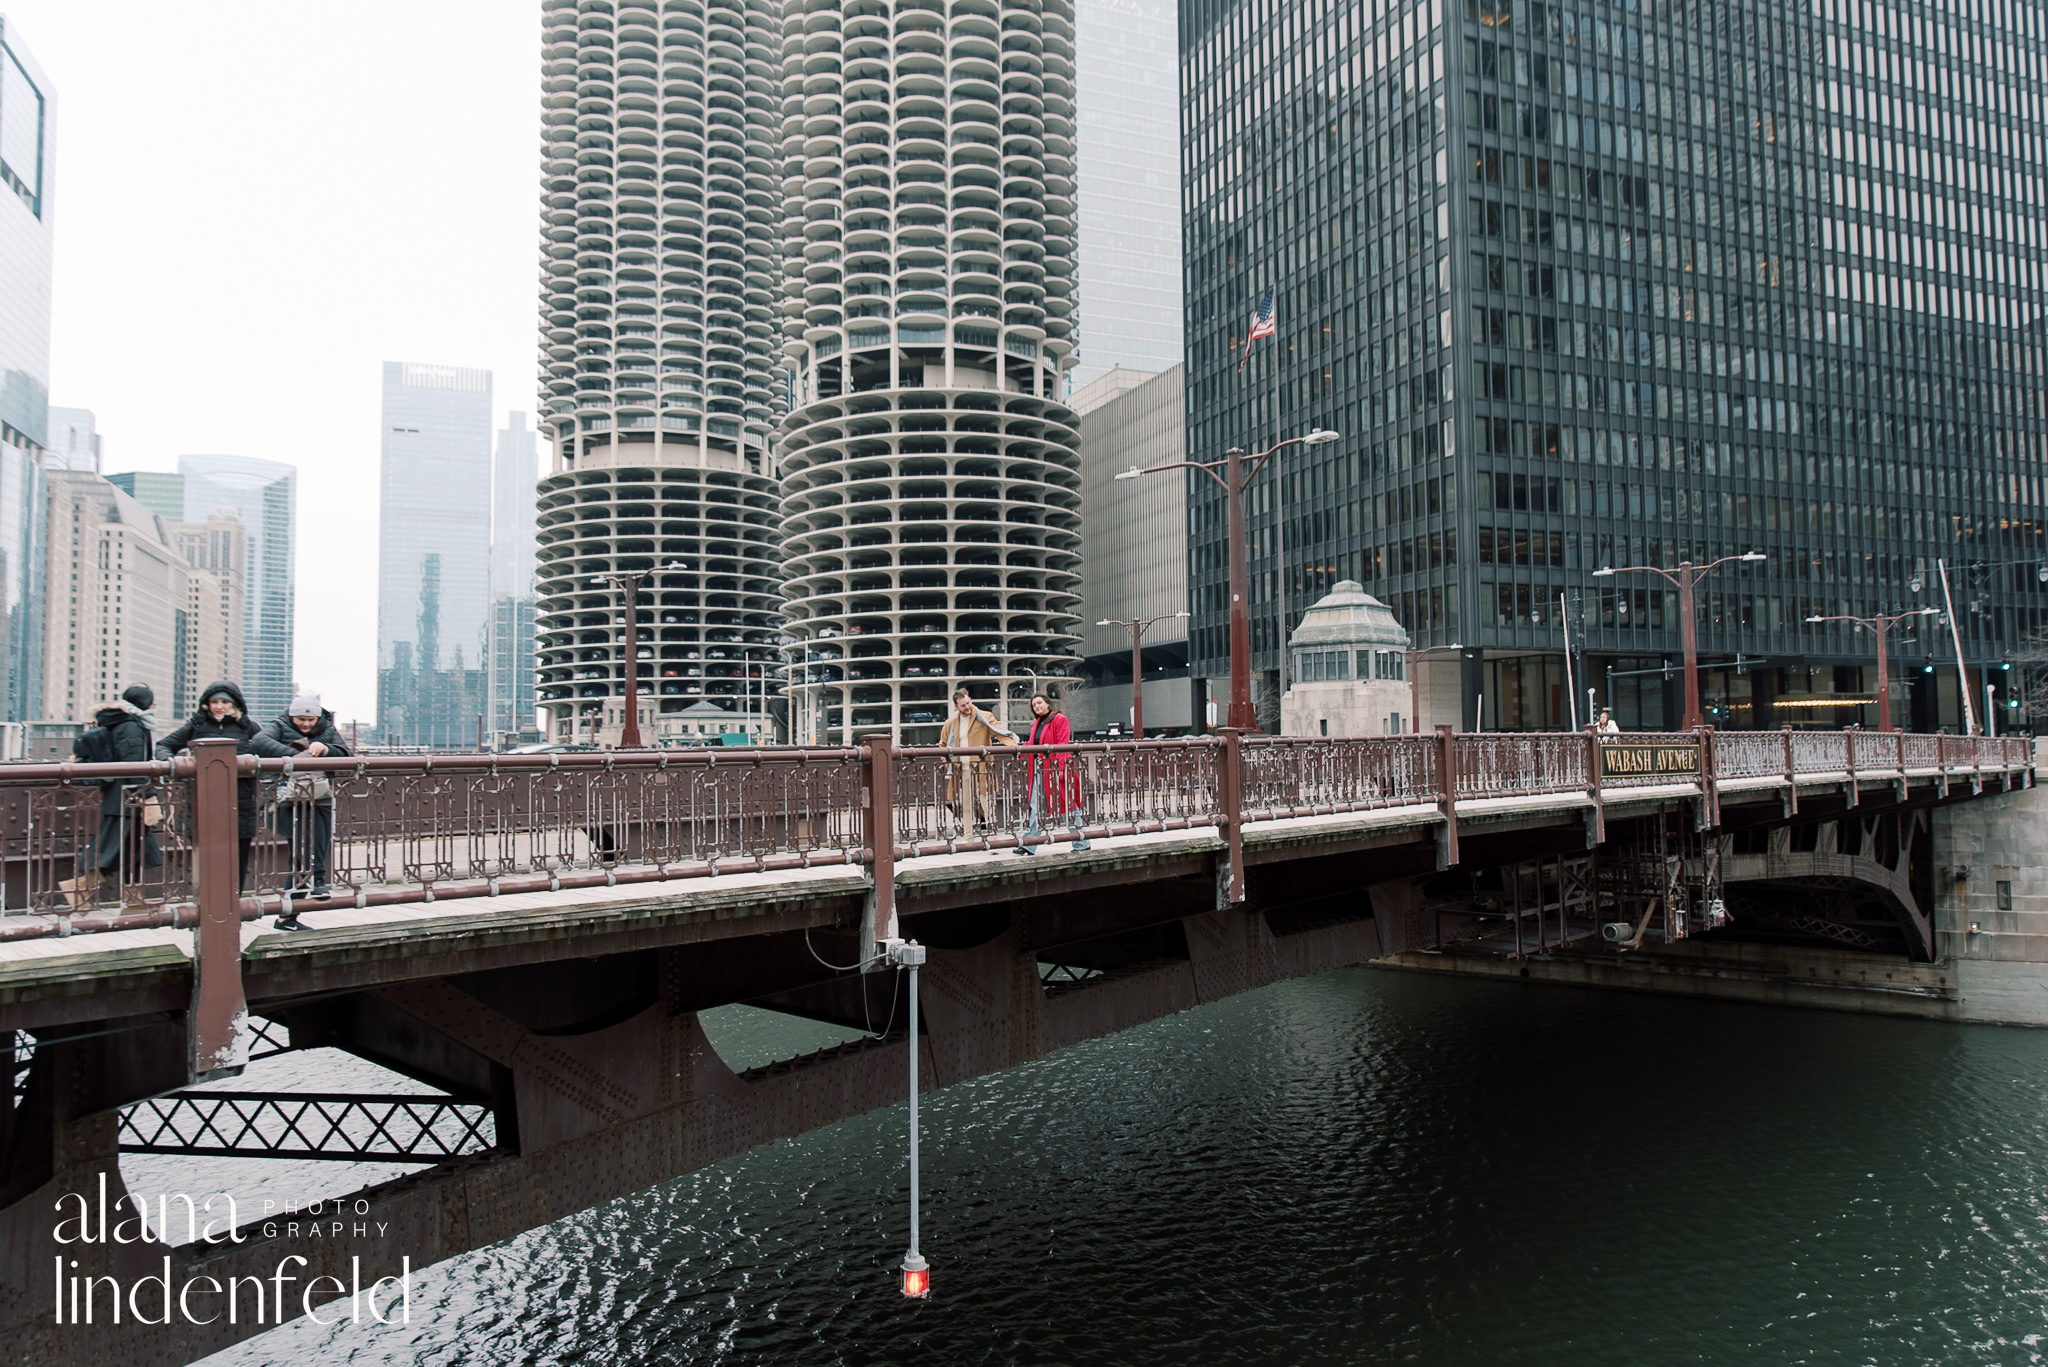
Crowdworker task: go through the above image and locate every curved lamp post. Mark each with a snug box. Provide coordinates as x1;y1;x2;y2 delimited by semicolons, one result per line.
1116;429;1340;731
592;560;689;749
1803;607;1937;732
1096;611;1189;738
1593;551;1765;730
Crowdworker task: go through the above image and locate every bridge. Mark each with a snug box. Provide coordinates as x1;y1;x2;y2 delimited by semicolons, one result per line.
0;728;2031;1363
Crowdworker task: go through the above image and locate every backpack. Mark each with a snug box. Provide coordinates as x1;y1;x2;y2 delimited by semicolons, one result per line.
73;725;115;765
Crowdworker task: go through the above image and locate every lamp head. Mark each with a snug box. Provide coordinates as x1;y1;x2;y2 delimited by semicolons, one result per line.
1096;618;1113;627
1173;610;1189;618
1303;429;1341;445
1804;614;1824;623
1114;467;1142;481
1740;551;1767;562
1592;567;1614;578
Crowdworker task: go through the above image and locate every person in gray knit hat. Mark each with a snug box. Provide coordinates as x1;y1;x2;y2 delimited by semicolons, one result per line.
260;690;351;918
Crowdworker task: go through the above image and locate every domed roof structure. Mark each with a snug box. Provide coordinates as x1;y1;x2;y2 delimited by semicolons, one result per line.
1287;581;1412;653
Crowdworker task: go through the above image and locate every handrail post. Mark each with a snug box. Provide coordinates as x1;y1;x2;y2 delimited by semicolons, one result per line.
1934;730;1949;798
1781;724;1799;815
1436;724;1459;869
1216;730;1244;906
190;737;246;1081
860;733;896;968
1582;725;1605;846
1697;724;1719;830
1842;725;1859;808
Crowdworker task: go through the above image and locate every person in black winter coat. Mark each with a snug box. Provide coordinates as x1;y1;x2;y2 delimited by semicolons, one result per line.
155;680;294;890
70;683;164;905
260;691;350;900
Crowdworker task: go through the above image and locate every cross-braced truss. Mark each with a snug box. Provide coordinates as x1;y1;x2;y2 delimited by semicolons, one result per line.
117;1091;495;1163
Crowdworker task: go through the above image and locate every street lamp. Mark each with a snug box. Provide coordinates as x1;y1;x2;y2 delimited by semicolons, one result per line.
1096;611;1189;738
1592;551;1765;730
1117;428;1341;731
1802;607;1936;732
1404;643;1463;734
592;560;689;749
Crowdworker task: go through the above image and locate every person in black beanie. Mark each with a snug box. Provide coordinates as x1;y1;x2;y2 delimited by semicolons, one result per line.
66;682;164;908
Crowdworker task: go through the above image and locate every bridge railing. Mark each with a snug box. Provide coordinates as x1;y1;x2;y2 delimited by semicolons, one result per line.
0;729;2030;942
890;738;1221;854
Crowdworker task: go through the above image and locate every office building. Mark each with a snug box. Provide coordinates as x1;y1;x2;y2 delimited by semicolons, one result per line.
0;16;50;725
488;412;539;739
1179;0;2048;731
776;0;1084;745
532;0;787;746
107;470;183;522
377;361;493;748
180;454;295;720
1072;0;1184;388
167;511;247;720
45;406;98;473
1071;364;1193;732
40;474;185;720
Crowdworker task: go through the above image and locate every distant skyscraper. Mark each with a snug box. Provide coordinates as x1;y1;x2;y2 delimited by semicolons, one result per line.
775;0;1085;744
45;406;98;472
40;474;185;720
487;412;538;738
532;0;786;746
1072;0;1184;389
107;470;184;522
180;455;295;721
0;16;52;724
378;362;492;748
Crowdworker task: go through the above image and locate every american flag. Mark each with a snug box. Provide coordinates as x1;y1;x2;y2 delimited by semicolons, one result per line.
1238;286;1276;372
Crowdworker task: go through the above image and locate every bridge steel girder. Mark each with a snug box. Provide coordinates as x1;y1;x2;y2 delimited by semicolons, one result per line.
0;882;1394;1367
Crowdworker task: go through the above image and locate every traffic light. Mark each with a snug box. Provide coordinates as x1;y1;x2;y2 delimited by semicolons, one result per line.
1922;658;1936;675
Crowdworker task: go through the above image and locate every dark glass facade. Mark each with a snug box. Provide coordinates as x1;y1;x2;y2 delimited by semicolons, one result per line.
1180;0;2046;730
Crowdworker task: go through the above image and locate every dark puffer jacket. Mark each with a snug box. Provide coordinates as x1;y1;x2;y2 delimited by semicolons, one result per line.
260;707;351;759
155;681;295;837
77;703;155;816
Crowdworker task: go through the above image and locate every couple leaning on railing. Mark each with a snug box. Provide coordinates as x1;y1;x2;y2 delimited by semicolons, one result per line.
933;688;1088;855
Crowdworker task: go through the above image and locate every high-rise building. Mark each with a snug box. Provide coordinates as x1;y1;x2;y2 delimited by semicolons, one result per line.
107;470;184;522
775;0;1085;745
532;0;787;747
45;407;98;473
0;16;52;725
180;454;295;720
488;412;539;739
377;362;493;748
1180;0;2048;732
1072;0;1184;388
1071;364;1193;732
40;474;185;719
167;511;247;720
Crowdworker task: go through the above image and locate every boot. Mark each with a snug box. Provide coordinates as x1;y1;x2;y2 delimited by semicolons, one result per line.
58;871;100;911
123;884;150;911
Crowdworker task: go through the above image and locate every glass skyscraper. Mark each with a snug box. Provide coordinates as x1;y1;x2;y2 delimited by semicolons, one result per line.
1072;0;1185;387
378;362;494;747
489;412;539;738
0;15;49;725
1180;0;2046;731
181;454;296;722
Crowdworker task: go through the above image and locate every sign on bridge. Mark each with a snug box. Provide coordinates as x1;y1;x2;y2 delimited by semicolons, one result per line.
1597;739;1701;779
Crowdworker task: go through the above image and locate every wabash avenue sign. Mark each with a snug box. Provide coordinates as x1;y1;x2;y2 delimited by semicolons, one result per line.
1597;740;1701;779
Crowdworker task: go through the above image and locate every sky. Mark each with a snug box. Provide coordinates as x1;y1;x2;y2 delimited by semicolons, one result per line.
11;2;544;721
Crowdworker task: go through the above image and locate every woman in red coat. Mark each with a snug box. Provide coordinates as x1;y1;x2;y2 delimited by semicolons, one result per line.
1016;693;1089;854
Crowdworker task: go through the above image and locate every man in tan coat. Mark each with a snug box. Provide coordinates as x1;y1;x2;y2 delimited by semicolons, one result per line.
938;688;1016;832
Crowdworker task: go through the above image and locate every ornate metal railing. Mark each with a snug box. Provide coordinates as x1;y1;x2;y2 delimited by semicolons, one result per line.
0;730;2029;944
118;1091;495;1163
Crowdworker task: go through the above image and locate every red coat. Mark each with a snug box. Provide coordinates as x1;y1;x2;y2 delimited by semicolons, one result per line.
1025;712;1079;813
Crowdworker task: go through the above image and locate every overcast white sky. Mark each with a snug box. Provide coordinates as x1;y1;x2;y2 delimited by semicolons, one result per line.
12;2;543;721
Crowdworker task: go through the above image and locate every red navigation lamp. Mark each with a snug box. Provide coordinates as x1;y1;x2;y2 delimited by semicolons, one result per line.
901;1253;930;1298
